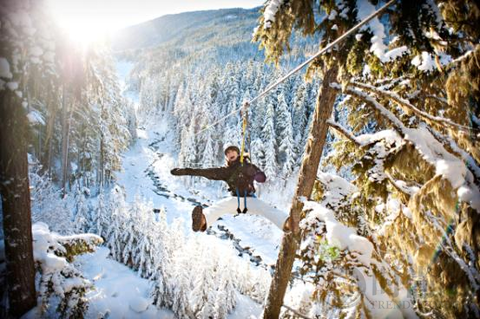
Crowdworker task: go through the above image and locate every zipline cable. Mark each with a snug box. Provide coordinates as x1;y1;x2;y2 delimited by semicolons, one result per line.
195;0;397;136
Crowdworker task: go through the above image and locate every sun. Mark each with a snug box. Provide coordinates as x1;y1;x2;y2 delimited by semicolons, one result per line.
46;0;127;45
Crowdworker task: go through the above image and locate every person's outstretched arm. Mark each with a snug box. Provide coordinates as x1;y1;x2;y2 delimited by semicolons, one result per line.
170;167;229;181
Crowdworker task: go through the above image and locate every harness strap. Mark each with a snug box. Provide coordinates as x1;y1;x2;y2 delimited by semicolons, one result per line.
240;102;249;165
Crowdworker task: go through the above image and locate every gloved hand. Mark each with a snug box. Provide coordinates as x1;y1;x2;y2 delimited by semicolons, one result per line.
254;171;266;183
170;168;186;176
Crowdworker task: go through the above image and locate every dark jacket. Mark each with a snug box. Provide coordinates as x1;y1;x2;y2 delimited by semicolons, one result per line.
170;158;266;197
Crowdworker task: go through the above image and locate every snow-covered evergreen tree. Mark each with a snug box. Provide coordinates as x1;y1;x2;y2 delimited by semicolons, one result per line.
276;92;295;177
262;99;277;180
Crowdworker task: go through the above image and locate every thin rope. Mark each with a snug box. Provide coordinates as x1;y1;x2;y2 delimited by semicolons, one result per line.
194;0;397;137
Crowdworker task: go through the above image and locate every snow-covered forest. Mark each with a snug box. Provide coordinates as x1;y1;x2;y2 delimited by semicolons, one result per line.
1;0;479;318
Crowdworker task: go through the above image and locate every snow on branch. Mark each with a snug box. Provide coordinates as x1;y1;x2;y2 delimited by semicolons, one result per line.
446;47;477;70
331;82;480;212
299;200;416;318
31;222;102;318
351;81;475;133
384;172;419;197
263;0;286;29
316;172;358;210
331;82;404;129
426;125;480;181
55;233;104;262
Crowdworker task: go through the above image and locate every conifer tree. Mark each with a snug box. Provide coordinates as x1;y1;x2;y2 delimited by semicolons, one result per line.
262;100;277;180
276;92;295;176
255;0;480;317
0;1;54;315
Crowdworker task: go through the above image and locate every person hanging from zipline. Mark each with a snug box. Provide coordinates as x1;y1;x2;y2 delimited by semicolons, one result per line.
170;145;289;232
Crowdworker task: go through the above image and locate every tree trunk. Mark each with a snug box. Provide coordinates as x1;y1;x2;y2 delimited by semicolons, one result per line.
42;90;57;176
99;136;104;188
0;90;37;317
263;64;339;318
61;87;71;196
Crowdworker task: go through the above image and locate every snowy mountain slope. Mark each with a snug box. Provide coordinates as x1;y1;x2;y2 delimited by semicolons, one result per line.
112;8;260;52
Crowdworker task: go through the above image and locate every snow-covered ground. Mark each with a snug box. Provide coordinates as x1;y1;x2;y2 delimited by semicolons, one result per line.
76;247;175;318
77;244;261;318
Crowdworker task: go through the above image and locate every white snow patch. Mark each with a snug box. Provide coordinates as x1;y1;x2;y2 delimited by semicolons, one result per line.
228;292;263;319
384;46;408;60
317;172;357;209
302;201;373;265
77;247;173;318
0;58;13;79
363;64;371;77
356;129;402;146
32;223;67;273
27;110;45;125
356;1;388;62
30;46;43;56
6;81;18;91
129;296;150;313
457;185;480;213
411;51;435;72
328;10;337;20
404;125;466;189
264;0;285;29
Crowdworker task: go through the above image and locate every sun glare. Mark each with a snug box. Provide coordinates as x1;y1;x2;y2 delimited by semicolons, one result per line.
46;0;127;45
45;0;264;45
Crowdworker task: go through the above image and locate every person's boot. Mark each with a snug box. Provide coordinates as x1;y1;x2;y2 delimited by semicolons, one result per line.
192;206;207;232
